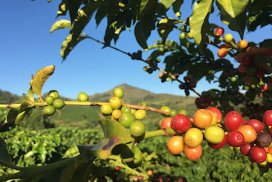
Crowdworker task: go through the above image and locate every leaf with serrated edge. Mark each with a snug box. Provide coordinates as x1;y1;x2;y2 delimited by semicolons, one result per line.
189;0;213;45
216;0;249;18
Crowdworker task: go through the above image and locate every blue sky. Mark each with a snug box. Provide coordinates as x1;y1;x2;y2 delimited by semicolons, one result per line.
0;1;271;98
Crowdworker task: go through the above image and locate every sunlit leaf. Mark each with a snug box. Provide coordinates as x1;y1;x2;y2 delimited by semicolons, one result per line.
27;88;34;102
216;0;249;18
50;19;72;33
30;65;55;99
57;1;68;16
217;2;246;38
99;119;133;143
189;0;213;45
63;146;80;158
160;0;175;9
61;33;87;60
15;111;25;124
77;119;133;159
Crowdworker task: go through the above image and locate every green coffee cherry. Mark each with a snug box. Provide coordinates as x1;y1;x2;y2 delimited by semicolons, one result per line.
53;99;65;109
42;105;56;116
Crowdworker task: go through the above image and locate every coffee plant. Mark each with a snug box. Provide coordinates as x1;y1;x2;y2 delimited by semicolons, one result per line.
0;64;272;181
0;0;272;181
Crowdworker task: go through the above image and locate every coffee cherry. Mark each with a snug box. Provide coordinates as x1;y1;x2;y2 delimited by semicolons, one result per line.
224;34;233;43
134;109;146;120
179;32;186;40
217;48;228;58
109;96;122;109
48;90;59;99
237;40;248;49
130;121;145;137
42;105;56;116
45;96;54;105
112;109;122;120
113;87;124;98
77;92;89;102
214;27;224;36
101;104;113;115
53;99;65;109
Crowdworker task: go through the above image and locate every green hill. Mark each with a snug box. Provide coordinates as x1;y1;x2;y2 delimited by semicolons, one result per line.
0;89;21;104
52;84;197;128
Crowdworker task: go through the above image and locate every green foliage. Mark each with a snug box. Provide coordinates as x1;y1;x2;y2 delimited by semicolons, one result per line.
189;0;213;45
0;89;20;104
48;0;272;120
0;127;102;169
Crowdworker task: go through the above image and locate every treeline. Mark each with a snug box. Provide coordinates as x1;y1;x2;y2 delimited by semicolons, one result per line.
0;89;20;104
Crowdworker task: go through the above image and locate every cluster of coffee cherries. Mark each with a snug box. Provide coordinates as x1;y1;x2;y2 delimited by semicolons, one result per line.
100;87;146;139
213;27;248;58
178;76;197;96
214;27;271;91
42;90;65;116
159;106;272;165
100;87;149;171
236;46;271;91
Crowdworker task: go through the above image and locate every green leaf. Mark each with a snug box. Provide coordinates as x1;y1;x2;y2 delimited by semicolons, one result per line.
77;119;133;159
216;0;249;18
189;0;213;45
15;111;25;124
0;138;13;165
63;146;80;158
70;162;92;182
139;0;158;20
172;0;183;14
50;19;72;33
134;21;148;49
27;88;34;102
217;3;246;38
6;108;20;124
160;0;175;9
66;0;84;23
61;33;87;60
95;2;108;26
60;158;89;182
157;19;177;43
139;0;149;17
99;119;133;144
